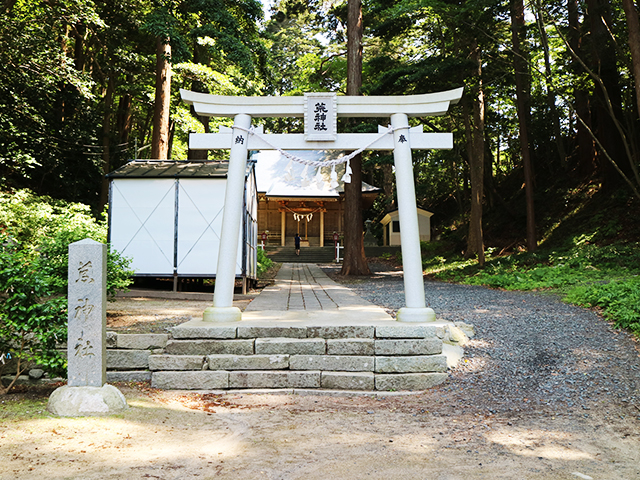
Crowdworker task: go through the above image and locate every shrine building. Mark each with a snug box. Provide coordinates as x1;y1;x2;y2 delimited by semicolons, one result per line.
253;150;380;247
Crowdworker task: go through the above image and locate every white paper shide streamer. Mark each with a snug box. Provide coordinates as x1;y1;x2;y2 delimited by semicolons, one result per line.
341;158;352;184
300;165;311;187
283;159;295;183
314;167;324;190
329;165;339;189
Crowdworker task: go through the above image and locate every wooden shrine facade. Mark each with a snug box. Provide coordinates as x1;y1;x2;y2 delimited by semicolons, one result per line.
258;192;378;247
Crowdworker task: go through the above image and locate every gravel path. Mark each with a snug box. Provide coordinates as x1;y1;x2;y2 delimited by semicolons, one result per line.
323;264;640;417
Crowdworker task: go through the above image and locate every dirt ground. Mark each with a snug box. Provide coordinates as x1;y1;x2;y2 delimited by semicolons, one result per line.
106;295;254;332
1;384;639;480
1;279;639;479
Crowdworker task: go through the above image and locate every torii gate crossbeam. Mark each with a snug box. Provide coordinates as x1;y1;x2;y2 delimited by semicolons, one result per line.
180;88;463;323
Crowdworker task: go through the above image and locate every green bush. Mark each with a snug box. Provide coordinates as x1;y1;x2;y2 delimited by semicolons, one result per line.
0;189;134;298
0;190;134;394
257;247;273;277
0;235;67;394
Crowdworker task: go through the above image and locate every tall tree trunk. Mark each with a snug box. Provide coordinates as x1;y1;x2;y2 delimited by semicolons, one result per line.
189;44;210;161
99;76;115;215
341;0;370;276
511;0;537;252
464;40;485;265
568;0;596;174
151;38;171;160
622;0;640;120
450;158;463;214
622;0;640;189
72;22;86;72
116;92;132;150
586;0;627;186
382;162;394;209
534;1;567;170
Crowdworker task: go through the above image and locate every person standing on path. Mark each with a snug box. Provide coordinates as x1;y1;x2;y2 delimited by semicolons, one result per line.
295;233;301;256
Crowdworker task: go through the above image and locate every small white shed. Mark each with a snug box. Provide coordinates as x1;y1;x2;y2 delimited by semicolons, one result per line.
381;208;433;246
107;160;258;288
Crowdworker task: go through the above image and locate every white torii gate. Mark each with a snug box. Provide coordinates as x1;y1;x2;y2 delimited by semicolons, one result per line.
181;88;463;323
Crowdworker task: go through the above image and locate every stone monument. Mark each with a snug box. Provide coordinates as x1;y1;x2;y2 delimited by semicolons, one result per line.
47;239;128;416
363;219;378;247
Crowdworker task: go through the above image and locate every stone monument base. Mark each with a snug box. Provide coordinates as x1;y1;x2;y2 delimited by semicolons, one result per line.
47;384;128;417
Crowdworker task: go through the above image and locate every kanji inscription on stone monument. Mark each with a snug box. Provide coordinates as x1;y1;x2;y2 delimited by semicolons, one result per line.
67;239;107;387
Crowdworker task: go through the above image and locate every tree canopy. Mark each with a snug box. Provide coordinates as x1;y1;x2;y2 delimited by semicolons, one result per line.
1;0;639;251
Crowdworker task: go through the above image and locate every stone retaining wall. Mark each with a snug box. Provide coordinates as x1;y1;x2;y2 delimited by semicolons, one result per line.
100;323;473;392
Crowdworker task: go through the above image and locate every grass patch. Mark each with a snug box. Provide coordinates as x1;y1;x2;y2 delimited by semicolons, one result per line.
0;396;51;420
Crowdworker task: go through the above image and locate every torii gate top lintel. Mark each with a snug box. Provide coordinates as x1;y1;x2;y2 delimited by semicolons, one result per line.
180;87;463;118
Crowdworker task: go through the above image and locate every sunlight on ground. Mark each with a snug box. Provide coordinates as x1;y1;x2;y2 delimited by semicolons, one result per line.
375;270;404;277
4;406;244;465
485;429;593;461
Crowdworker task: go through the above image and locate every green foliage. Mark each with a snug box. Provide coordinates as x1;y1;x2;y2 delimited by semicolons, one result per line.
257;247;273;277
143;0;265;73
0;190;134;299
565;279;640;335
0;190;134;393
0;236;67;394
0;2;103;205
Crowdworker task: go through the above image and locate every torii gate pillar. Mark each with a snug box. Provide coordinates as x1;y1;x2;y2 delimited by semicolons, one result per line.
203;113;251;322
391;113;435;322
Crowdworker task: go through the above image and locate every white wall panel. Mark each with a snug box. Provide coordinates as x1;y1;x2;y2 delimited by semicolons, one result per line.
177;178;243;275
110;179;176;275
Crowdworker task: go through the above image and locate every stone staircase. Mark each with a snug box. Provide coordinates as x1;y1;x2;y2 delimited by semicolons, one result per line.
105;322;473;391
265;246;337;264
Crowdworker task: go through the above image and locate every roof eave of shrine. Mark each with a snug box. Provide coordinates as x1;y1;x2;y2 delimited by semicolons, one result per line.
106;160;255;178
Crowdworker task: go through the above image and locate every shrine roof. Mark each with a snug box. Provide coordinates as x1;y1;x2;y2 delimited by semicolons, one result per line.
252;151;380;198
106;160;254;178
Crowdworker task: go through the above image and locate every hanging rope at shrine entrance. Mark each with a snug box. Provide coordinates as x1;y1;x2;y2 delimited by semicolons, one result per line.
281;204;323;220
293;212;314;222
233;124;403;188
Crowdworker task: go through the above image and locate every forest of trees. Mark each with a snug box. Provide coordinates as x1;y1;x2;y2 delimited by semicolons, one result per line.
2;0;640;260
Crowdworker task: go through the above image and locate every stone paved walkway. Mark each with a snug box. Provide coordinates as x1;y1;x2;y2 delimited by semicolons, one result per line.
246;263;350;311
240;263;395;324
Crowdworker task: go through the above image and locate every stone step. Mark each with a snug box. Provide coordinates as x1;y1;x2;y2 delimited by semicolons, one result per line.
146;353;447;373
169;323;447;340
102;322;473;391
149;370;449;391
265;246;337;263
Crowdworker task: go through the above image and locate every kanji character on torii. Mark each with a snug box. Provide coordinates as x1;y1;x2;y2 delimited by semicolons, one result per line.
180;88;463;323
